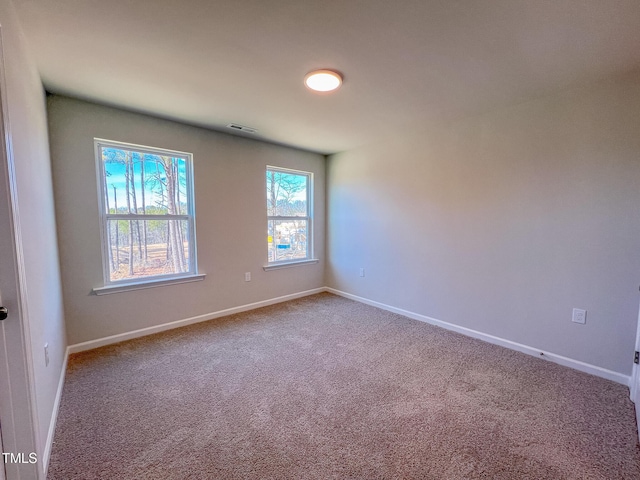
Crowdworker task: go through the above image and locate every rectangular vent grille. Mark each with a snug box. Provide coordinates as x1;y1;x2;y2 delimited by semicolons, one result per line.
226;124;258;134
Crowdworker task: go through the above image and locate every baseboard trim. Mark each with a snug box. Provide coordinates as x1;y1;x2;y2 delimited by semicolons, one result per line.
50;286;636;459
326;288;631;386
65;285;631;384
42;346;69;473
68;288;326;354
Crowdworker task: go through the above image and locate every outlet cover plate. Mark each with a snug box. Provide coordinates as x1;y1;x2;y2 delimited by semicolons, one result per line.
572;308;586;324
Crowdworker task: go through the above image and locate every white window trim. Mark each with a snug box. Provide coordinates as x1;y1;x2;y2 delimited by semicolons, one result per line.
265;165;316;268
94;138;201;292
263;259;319;271
92;274;206;295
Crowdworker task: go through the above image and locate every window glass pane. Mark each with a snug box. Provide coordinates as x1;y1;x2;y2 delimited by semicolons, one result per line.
106;219;190;281
102;147;188;215
268;219;308;262
266;170;308;217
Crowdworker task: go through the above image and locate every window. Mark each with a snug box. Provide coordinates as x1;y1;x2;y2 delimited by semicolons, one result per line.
266;166;313;266
94;139;200;292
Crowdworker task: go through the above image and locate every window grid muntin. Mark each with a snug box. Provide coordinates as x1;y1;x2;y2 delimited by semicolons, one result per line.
95;139;198;285
266;166;312;264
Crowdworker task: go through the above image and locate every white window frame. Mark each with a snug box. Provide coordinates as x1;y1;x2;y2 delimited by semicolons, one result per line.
93;139;203;295
265;166;317;270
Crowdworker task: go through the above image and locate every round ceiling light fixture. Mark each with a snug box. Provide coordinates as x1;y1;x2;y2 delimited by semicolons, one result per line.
304;69;343;93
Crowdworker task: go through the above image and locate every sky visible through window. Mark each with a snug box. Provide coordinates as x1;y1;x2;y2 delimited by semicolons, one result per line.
99;144;193;282
266;170;307;216
102;147;187;214
267;168;310;263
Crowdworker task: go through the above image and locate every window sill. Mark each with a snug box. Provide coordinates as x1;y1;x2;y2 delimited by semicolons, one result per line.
263;259;319;271
92;274;206;296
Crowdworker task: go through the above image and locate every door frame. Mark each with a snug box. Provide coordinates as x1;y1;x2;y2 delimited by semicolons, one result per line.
0;430;5;480
0;26;42;479
631;296;640;440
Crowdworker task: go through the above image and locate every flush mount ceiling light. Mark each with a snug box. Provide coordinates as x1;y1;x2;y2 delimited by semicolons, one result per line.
304;69;343;93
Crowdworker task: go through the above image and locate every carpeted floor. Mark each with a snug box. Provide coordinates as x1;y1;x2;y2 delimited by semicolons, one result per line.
48;292;640;479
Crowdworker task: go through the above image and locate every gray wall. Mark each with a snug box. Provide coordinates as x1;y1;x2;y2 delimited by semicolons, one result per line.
327;71;640;376
47;96;325;345
0;0;67;469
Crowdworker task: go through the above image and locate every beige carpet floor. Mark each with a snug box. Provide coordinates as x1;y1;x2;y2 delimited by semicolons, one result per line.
48;292;640;479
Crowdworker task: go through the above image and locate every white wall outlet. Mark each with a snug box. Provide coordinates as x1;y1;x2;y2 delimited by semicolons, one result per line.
245;272;251;282
572;308;586;324
44;343;50;366
359;268;365;277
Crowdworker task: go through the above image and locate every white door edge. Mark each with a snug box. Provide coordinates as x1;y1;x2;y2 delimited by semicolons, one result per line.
632;296;640;442
0;26;42;479
0;421;6;480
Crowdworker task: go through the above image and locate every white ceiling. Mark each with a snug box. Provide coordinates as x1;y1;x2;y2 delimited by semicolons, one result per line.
14;0;640;154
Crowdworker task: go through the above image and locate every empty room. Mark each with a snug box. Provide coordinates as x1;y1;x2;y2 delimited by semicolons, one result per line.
1;0;640;478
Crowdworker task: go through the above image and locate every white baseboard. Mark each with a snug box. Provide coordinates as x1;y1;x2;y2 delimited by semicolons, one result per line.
68;285;631;386
68;288;326;354
42;347;69;474
326;288;631;386
50;286;636;459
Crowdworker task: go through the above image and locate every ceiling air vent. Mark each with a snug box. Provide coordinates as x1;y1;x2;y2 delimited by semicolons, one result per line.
226;123;258;134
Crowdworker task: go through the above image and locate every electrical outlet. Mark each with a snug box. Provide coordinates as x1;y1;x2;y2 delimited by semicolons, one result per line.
44;343;50;366
572;308;586;324
245;272;251;282
359;268;365;277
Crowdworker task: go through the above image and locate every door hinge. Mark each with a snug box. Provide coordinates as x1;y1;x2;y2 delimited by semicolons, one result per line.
635;351;640;365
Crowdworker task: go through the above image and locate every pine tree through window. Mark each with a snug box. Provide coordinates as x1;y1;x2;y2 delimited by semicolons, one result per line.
266;166;312;264
95;139;198;286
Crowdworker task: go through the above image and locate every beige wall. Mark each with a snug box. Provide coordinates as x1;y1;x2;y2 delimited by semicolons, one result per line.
44;65;640;383
0;0;67;471
327;71;640;376
47;96;325;345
